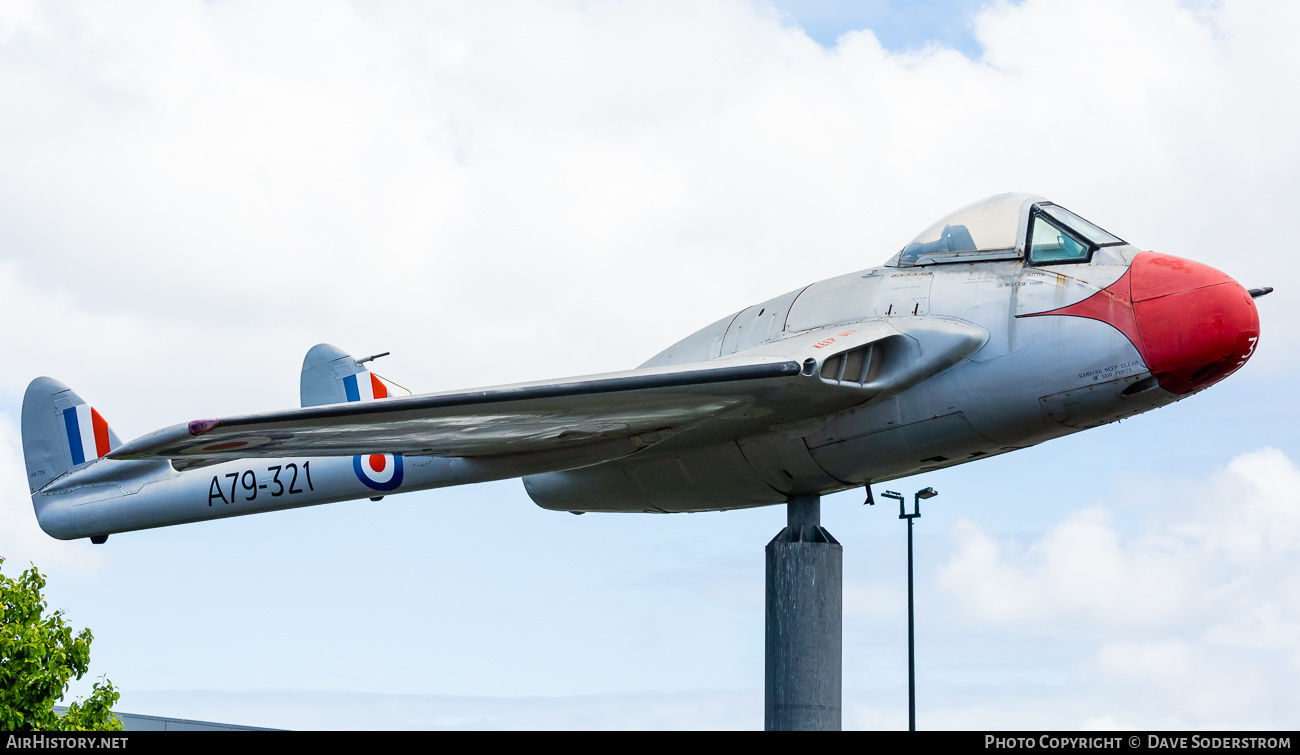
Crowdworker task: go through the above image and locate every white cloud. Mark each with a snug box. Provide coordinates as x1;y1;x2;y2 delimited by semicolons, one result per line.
934;448;1300;728
0;0;1297;730
1;0;1296;412
938;506;1197;628
0;413;107;574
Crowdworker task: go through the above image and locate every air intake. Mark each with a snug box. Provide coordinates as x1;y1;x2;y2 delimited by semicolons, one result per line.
819;343;879;387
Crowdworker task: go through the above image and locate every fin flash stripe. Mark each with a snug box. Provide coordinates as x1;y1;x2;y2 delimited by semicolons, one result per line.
63;404;111;465
343;371;389;402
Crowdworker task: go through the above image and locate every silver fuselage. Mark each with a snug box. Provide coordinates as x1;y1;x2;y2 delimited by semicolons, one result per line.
34;244;1191;539
524;245;1164;512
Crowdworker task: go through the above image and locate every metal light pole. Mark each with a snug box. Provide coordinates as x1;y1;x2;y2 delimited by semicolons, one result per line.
882;486;937;732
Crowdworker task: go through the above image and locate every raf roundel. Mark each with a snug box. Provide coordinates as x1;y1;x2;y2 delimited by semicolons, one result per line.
353;453;404;491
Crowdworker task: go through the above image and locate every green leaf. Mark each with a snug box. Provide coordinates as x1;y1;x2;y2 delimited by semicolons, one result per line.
0;558;120;732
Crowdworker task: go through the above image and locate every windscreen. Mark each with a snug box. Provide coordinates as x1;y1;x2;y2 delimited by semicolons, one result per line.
1037;204;1124;246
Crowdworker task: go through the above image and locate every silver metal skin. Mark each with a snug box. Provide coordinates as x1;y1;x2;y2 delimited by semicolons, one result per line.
22;194;1263;540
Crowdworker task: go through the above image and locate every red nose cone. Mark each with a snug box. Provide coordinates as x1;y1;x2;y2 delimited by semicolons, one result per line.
1130;252;1260;394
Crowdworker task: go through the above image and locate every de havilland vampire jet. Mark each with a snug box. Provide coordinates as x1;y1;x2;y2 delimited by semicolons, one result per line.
22;193;1268;542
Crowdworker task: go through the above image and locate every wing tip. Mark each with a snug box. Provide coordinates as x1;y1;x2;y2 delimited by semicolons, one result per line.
189;418;222;436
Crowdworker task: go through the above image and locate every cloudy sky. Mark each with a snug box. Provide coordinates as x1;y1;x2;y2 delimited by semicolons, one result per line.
1;0;1297;730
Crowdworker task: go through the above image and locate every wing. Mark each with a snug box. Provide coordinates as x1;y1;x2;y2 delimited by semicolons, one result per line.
108;318;988;467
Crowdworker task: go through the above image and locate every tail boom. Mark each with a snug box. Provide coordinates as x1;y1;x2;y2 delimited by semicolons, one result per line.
34;452;459;540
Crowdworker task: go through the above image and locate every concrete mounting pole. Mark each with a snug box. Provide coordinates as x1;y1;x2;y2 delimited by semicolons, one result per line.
764;494;843;731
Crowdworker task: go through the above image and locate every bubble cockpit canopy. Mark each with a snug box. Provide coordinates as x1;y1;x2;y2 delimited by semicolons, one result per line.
893;193;1126;268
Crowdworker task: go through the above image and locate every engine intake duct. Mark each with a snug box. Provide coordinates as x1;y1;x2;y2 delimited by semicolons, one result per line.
819;343;879;387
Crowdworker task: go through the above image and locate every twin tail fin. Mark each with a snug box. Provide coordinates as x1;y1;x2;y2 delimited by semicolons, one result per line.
21;377;122;494
300;343;405;407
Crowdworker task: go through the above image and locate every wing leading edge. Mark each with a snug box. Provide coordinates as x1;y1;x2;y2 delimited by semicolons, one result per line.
108;318;988;466
110;357;805;461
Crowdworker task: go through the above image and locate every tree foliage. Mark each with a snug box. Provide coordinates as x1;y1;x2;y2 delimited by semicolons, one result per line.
0;557;121;731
